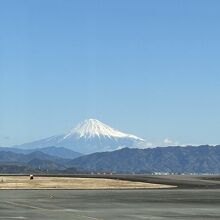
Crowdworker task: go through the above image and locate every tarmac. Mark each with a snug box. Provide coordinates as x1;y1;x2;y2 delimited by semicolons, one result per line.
1;189;220;220
1;175;220;219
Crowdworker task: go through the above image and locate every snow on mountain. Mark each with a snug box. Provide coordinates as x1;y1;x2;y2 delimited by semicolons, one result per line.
63;119;144;140
12;119;147;154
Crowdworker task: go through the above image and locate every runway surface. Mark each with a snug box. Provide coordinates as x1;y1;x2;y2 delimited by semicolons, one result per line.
1;189;220;220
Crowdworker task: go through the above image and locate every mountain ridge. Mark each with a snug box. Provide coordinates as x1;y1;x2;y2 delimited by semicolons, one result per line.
10;119;147;154
68;145;220;174
0;146;82;159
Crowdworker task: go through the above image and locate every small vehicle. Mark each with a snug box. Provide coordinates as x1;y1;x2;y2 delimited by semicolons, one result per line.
30;174;34;180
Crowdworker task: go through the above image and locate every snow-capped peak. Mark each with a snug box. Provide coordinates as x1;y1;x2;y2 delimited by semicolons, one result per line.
63;119;144;140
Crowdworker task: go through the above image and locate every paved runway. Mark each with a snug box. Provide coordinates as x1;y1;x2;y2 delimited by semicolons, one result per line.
1;189;220;220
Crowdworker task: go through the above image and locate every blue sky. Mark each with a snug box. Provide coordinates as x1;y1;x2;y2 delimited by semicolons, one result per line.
0;0;220;146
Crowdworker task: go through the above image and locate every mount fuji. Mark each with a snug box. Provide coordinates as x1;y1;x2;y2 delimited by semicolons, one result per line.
12;119;147;154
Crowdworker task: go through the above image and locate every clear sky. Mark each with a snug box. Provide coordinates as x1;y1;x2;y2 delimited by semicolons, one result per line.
0;0;220;147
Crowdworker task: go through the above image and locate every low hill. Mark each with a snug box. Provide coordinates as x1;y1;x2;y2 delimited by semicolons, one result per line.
68;145;220;174
0;151;70;172
0;146;82;159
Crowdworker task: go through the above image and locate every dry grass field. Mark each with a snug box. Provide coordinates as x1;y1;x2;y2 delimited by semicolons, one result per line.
0;176;175;189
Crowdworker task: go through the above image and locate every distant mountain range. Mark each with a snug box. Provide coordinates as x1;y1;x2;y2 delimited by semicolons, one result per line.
2;119;220;174
0;146;82;173
0;146;82;159
11;119;147;154
1;145;220;174
0;151;67;173
68;145;220;174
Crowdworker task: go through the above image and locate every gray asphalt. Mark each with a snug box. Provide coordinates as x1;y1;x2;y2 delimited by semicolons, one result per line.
1;189;220;220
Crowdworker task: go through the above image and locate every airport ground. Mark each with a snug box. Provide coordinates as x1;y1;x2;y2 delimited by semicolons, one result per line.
0;175;174;189
1;189;220;220
1;173;220;189
1;174;220;219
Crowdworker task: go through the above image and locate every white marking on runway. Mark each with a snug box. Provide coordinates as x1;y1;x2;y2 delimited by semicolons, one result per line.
5;201;46;210
0;217;27;219
126;215;164;219
5;201;103;220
